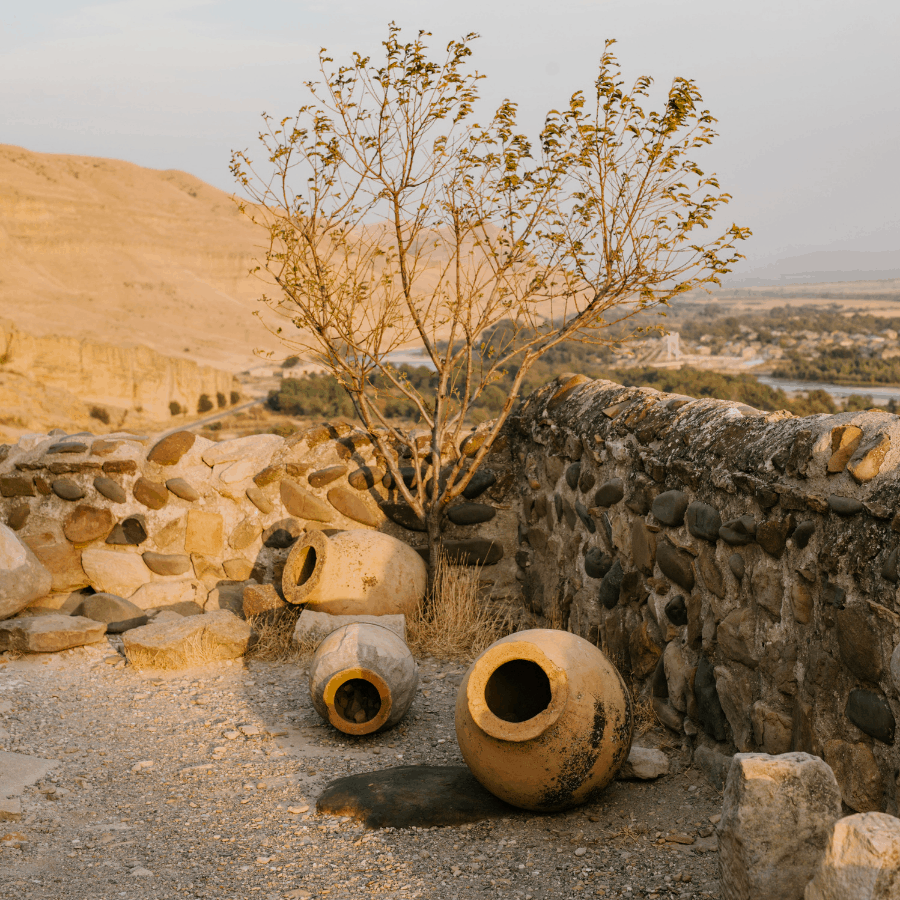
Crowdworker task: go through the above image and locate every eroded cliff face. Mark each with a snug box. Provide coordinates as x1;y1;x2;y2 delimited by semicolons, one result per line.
0;320;236;423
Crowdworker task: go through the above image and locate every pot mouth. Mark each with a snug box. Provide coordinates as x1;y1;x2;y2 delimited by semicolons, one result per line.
466;640;569;742
323;666;393;735
283;530;329;605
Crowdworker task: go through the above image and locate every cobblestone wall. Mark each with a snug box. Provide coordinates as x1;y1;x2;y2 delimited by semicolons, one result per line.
506;375;900;815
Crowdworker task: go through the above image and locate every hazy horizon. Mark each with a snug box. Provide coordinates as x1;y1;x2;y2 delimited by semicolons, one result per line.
3;0;898;277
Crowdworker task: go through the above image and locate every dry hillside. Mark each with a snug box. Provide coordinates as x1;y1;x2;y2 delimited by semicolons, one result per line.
0;144;283;372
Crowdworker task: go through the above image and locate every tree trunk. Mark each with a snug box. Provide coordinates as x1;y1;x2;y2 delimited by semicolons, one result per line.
425;510;443;601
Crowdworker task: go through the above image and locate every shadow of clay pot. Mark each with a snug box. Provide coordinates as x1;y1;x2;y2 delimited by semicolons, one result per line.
308;622;419;735
282;529;426;616
455;628;633;811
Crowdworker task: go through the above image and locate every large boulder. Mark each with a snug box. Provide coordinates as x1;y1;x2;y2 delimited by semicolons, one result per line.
718;752;842;900
74;593;148;633
805;812;900;900
0;614;107;653
122;609;252;668
0;523;52;620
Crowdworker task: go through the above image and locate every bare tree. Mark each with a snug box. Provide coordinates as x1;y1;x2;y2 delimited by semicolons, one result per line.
231;26;750;568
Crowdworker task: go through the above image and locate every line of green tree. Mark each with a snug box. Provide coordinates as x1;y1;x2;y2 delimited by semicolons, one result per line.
771;348;900;386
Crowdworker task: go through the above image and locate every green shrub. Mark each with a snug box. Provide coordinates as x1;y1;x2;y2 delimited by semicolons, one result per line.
89;405;110;424
197;394;214;413
216;392;227;408
230;390;240;405
169;401;182;416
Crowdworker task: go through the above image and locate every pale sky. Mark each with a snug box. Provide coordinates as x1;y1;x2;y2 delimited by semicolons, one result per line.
2;0;899;272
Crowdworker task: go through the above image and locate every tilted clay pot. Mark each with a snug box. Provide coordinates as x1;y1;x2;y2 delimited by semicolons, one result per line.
282;529;426;616
308;622;419;735
455;629;633;811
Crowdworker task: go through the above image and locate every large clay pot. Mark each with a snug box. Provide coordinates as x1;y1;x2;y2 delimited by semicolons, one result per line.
308;622;419;735
455;629;633;811
282;529;426;616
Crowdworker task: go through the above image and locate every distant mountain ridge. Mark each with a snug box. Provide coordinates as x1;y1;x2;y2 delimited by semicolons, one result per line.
729;249;900;286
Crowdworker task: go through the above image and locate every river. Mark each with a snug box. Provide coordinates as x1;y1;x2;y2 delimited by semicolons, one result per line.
756;376;900;406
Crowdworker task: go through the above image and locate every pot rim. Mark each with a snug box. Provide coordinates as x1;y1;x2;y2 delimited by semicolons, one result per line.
465;640;569;742
283;529;329;605
323;666;393;735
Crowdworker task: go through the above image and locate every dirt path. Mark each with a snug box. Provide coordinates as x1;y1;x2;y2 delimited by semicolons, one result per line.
0;643;723;899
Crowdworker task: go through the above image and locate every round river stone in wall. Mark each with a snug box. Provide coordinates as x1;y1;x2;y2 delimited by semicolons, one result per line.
165;478;200;502
51;479;85;501
827;495;864;517
846;689;896;744
348;466;384;491
147;431;196;466
792;520;815;549
48;441;89;454
93;476;127;504
664;595;688;626
651;490;688;527
657;541;695;591
327;487;382;528
133;477;168;510
63;506;115;544
728;553;745;580
447;503;496;526
105;515;148;546
142;552;192;577
719;515;756;546
246;486;274;514
686;501;721;542
280;480;332;522
308;466;348;488
584;548;612;579
461;468;497;500
380;503;426;531
594;478;625;508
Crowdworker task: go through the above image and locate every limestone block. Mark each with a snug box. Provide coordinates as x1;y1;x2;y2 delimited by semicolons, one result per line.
715;666;755;752
750;702;792;755
0;523;52;620
200;434;284;468
223;558;253;581
123;609;253;668
229;518;263;551
804;812;900;900
20;528;87;592
823;740;883;813
717;608;758;668
62;506;115;544
242;583;286;618
81;548;152;597
127;580;201;611
0;614;106;653
184;510;224;556
293;610;406;644
204;581;245;616
718;753;841;900
616;746;670;780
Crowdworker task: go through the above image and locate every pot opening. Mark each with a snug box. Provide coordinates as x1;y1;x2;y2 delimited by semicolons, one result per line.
334;678;382;725
293;546;318;587
484;659;552;723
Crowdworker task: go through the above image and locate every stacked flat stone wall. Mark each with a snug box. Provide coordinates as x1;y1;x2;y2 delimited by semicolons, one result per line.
506;375;900;814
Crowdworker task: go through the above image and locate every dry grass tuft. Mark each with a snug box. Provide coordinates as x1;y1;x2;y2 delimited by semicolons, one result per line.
246;607;311;662
632;692;658;737
407;552;514;661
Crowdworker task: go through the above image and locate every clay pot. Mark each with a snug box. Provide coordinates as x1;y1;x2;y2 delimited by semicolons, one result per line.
308;622;419;735
455;629;633;811
282;529;426;616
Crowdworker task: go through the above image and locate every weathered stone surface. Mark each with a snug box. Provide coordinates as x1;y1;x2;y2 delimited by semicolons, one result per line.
101;459;137;475
229;518;262;551
74;592;147;633
791;582;813;624
695;745;732;790
141;552;191;577
461;468;497;499
19;530;87;592
657;541;694;591
47;440;88;454
242;583;287;618
827;425;863;473
631;520;657;574
262;519;301;549
804;812;900;900
380;503;426;531
0;524;52;620
201;434;283;468
846;690;895;744
293;610;406;643
629;620;662;678
280;480;333;522
716;665;756;751
184;510;224;556
81;548;153;597
757;518;791;558
132;477;168;510
598;559;624;610
128;581;199;611
662;641;690;711
147;431;195;466
327;486;382;527
719;515;756;546
718;752;841;900
822;581;847;610
62;506;114;544
308;465;347;488
836;606;882;683
447;503;496;526
847;433;891;484
123;609;252;667
564;462;581;490
718;608;758;668
105;515;147;546
652;490;688;526
317;765;514;829
93;476;127;503
728;552;745;581
422;539;502;566
0;751;58;804
698;549;725;599
892;643;900;695
881;548;899;583
695;656;728;741
584;548;612;579
0;614;106;653
204;581;245;616
5;504;29;531
750;702;792;755
823;740;884;813
245;486;274;514
686;501;722;542
51;478;85;501
828;495;864;516
165;478;200;502
652;697;684;732
347;466;385;491
793;520;815;548
223;558;253;581
664;594;688;627
594;478;625;507
750;562;783;620
0;476;34;497
616;746;670;780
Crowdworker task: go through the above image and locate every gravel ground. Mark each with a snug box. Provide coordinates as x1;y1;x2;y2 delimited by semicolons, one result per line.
0;641;723;899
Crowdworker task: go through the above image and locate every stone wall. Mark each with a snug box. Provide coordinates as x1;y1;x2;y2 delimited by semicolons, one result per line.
506;375;900;815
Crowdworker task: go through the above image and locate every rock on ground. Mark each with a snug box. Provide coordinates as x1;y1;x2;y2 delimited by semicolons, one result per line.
617;746;670;780
0;614;107;653
718;752;842;900
0;523;52;620
122;609;253;668
804;812;900;900
74;592;148;633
